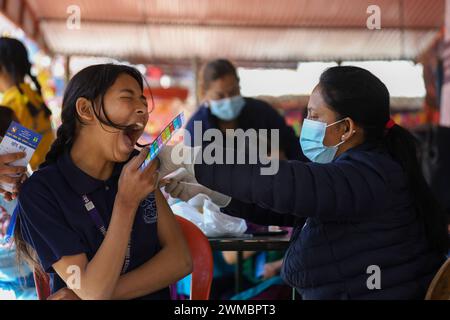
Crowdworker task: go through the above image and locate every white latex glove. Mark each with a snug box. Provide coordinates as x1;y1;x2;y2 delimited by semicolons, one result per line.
158;143;202;179
162;168;231;208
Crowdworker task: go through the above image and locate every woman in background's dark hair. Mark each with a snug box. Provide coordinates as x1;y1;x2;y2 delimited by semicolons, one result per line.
319;66;448;254
200;59;239;97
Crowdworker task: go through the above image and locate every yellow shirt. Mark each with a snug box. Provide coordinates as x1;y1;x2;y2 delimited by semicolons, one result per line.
1;83;55;170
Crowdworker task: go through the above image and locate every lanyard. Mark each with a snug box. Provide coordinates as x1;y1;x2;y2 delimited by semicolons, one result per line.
82;194;130;274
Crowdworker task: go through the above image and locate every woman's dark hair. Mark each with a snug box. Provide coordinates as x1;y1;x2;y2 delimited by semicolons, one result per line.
319;66;448;254
0;106;15;136
14;63;149;275
0;37;51;117
200;59;239;96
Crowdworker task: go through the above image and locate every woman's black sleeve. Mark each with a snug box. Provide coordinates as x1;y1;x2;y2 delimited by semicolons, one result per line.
222;198;303;227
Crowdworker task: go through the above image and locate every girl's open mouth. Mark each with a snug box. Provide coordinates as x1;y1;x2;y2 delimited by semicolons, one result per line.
122;123;144;150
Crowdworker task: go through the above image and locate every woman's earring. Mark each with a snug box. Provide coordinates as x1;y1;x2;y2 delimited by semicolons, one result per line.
341;135;345;141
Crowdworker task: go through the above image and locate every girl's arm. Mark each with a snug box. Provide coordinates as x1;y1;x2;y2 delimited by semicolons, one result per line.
51;198;137;300
111;189;192;300
50;189;192;300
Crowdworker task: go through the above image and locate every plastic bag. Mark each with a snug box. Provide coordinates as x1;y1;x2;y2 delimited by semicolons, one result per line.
170;194;247;237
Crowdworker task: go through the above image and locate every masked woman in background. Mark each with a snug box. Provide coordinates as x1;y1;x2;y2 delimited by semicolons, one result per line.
185;58;305;161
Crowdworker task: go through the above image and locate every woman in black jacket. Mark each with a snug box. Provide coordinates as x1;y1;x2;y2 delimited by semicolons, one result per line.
160;66;449;299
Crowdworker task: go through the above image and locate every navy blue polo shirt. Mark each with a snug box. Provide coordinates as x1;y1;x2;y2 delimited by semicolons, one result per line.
17;150;170;300
185;97;307;161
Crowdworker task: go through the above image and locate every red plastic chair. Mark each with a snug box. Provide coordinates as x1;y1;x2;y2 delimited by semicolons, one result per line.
425;258;450;300
34;215;213;300
175;215;213;300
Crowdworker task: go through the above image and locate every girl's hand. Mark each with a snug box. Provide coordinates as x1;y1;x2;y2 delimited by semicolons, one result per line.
117;148;159;208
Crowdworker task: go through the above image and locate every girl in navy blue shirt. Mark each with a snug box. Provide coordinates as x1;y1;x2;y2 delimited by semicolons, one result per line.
14;64;192;300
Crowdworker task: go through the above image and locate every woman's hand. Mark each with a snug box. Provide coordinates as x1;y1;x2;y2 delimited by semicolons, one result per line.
47;287;81;300
161;168;205;201
0;152;27;201
263;259;283;280
158;144;202;178
162;168;231;207
117;147;159;209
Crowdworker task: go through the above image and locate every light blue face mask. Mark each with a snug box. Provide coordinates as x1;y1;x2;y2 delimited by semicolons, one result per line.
300;118;347;163
209;95;245;121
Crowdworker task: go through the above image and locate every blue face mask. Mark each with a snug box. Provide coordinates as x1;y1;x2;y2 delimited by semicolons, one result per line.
209;95;245;121
300;118;347;163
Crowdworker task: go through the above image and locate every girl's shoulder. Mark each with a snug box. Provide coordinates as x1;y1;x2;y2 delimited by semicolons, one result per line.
18;161;76;226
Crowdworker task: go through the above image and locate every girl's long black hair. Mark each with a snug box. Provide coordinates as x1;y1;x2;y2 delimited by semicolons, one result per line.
14;63;152;275
319;66;448;254
0;37;52;117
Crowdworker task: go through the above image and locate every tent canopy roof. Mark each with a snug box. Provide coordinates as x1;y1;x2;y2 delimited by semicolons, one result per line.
4;0;445;65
